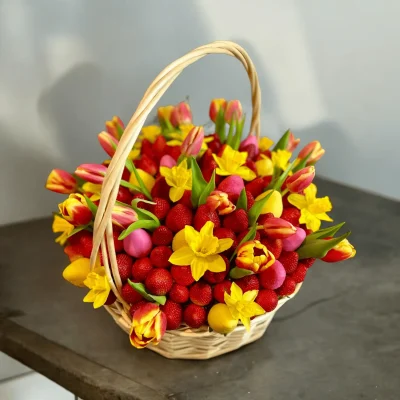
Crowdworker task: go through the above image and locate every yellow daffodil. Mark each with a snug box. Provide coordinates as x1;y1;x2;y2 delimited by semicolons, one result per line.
259;137;274;152
52;214;74;245
82;182;102;202
212;145;256;181
224;282;265;331
133;125;162;150
83;267;111;309
271;149;292;170
169;221;233;281
288;183;333;231
160;159;192;202
255;154;274;177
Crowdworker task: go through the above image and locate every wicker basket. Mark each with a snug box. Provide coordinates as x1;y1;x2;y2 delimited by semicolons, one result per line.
90;41;302;360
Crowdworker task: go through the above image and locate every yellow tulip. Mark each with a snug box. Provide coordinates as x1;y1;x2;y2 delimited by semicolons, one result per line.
129;169;155;194
63;258;91;287
208;304;238;334
255;189;283;217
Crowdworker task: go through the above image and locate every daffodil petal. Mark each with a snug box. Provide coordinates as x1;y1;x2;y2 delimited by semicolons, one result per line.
169;187;185;202
230;282;243;301
200;221;214;237
93;289;110;309
236;166;256;181
309;197;332;214
242;290;258;303
300;209;321;231
159;166;172;180
315;212;333;222
305;183;317;203
169;246;194;265
166;140;182;147
288;194;307;210
217;238;234;253
190;257;208;281
184;226;200;245
241;316;251;331
205;254;226;273
244;302;266;317
83;290;97;303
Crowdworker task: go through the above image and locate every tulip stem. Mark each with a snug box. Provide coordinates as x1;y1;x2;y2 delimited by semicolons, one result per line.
256;225;264;230
281;188;289;197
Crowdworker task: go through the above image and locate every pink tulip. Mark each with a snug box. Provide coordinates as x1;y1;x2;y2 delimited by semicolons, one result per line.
181;126;204;157
112;205;138;230
123;228;152;258
75;164;107;184
224;100;243;124
239;134;259;153
105;116;125;139
286;166;315;193
263;217;297;239
170;102;192;127
159;154;177;168
286;131;300;152
217;175;245;202
282;227;306;251
98;131;119;157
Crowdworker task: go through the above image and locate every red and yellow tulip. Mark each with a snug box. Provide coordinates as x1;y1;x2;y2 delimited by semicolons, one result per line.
298;141;325;165
321;238;356;263
58;193;92;226
98;131;119;157
209;98;227;123
235;240;275;273
75;164;107;184
112;204;138;230
46;169;77;194
206;190;236;215
105;116;124;139
286;166;315;193
262;217;297;239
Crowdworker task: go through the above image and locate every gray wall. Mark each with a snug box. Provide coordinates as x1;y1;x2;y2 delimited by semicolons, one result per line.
1;0;399;226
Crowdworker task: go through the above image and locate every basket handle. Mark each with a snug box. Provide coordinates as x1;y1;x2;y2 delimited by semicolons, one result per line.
91;41;261;298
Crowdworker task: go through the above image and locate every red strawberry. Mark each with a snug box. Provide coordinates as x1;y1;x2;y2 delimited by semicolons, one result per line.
290;264;307;283
171;265;195;286
256;290;278;312
131;258;153;282
207;134;222;153
145;269;173;295
262;176;273;187
122;167;131;182
281;207;301;227
169;284;189;303
236;229;261;244
129;300;147;317
117;186;133;204
282;194;291;208
132;193;150;210
302;258;316;268
213;280;232;303
202;159;218;183
121;282;143;304
151;177;170;200
214;227;236;242
105;291;117;305
261;238;283;259
193;204;220;231
242;144;258;160
203;255;229;284
183;304;206;328
189;282;212;306
64;244;82;262
136;154;157;176
151;226;173;246
235;274;259;292
149;197;170;220
245;177;265;198
167;145;181;161
223;209;248;233
153;135;167;161
161;300;182;330
150;246;172;268
245;190;255;210
276;277;296;296
141;138;154;159
245;159;257;174
279;251;299;274
113;230;124;252
200;148;214;169
116;253;133;282
177;190;193;209
68;230;93;257
166;204;193;233
257;212;275;227
305;229;314;236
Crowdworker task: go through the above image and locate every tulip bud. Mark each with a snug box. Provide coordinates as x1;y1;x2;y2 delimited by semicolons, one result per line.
123;228;152;258
224;100;243;124
62;258;91;287
298;141;325;164
321;238;356;263
75;164;107;184
180;126;204;157
130;302;167;348
263;217;297;239
157;105;174;125
286;166;315;193
236;240;275;273
239;134;259;153
286;131;300;152
209;99;227;123
206;190;236;215
159;154;177;168
217;175;245;202
105;116;124;139
258;260;286;290
282;227;306;251
98;131;119;157
58;193;93;226
170;102;192;127
112;205;138;230
46;169;77;194
255;189;283;217
255;156;274;177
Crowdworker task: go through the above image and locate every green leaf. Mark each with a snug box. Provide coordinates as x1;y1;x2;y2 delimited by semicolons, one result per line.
230;225;257;261
226;119;236;147
83;195;98;217
118;220;159;240
231;116;246;150
236;189;248;210
215;107;226;143
116;124;124;139
68;226;88;238
230;267;254;279
127;280;166;305
130;164;152;200
297;231;351;260
271;160;296;191
248;191;273;226
272;129;291;151
303;222;346;244
125;159;134;173
292;150;313;173
198;170;216;205
120;180;142;192
190;157;208;207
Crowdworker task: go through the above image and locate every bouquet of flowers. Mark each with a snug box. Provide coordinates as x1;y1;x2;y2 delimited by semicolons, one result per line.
46;42;355;359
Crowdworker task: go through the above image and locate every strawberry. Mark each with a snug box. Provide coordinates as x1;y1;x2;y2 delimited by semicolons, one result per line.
290;264;307;283
68;230;93;258
189;282;212;306
145;269;173;295
117;186;133;205
161;300;182;330
279;251;299;274
213;280;232;303
141;139;154;159
129;300;147;317
282;193;291;208
281;207;301;227
245;159;257;174
223;209;248;233
200;148;214;169
131;258;153;282
177;190;193;209
302;258;316;268
262;176;273;187
245;177;265;198
136;154;157;176
207;134;222;153
64;244;85;262
105;291;117;305
245;190;255;210
242;144;258;160
169;284;189;303
167;145;181;161
166;204;193;233
121;282;143;304
149;197;170;220
236;229;260;244
275;277;296;296
116;253;133;282
213;227;236;242
132;193;150;210
151;226;173;246
235;274;259;292
183;304;206;328
193;204;220;231
171;265;195;286
202;159;218;183
150;246;172;268
261;238;283;259
113;230;124;252
203;255;229;284
257;212;275;227
151;177;170;200
256;290;278;312
153;135;167;161
121;167;131;182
